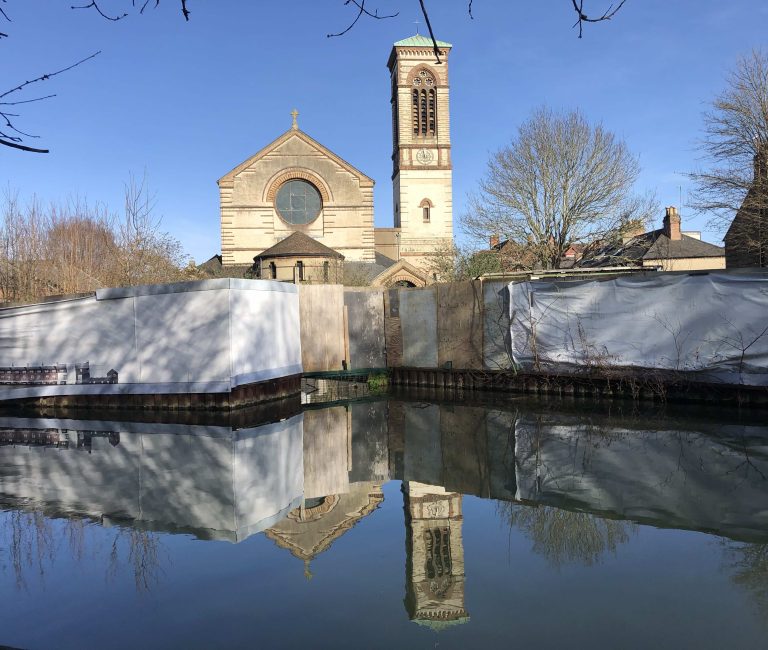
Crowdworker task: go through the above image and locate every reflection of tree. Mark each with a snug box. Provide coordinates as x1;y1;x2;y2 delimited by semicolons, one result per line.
722;542;768;617
1;508;164;593
107;528;164;592
500;502;637;568
3;509;55;589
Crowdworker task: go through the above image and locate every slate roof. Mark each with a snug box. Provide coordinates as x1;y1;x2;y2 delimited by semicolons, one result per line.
196;254;253;279
343;257;395;285
394;34;452;48
579;229;725;268
255;232;344;260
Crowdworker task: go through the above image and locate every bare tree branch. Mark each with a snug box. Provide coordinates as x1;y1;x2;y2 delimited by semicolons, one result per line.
0;0;9;38
0;1;629;154
0;51;100;153
327;0;398;38
570;0;628;38
417;0;442;64
71;1;129;22
0;51;100;101
0;138;49;153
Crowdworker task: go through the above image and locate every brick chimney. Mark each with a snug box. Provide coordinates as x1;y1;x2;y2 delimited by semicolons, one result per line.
490;234;500;248
663;206;681;241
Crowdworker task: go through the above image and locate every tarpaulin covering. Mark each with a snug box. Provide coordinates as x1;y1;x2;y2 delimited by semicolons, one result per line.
508;271;768;385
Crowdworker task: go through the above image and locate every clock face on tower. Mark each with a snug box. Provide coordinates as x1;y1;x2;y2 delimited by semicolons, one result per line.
416;148;434;165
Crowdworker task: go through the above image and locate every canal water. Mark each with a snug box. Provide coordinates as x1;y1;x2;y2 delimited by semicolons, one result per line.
0;394;766;649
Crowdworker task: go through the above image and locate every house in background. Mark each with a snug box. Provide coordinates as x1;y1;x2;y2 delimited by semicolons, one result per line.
724;148;767;268
578;206;726;271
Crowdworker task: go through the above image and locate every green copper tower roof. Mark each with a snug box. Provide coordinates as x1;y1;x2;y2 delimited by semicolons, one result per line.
393;34;452;48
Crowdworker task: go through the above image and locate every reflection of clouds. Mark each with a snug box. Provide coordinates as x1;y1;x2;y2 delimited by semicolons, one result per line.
500;502;638;568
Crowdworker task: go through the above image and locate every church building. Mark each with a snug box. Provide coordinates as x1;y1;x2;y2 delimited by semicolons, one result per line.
216;35;454;287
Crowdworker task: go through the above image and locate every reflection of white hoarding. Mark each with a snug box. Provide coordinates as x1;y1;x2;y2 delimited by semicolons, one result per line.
513;415;768;541
0;279;301;400
0;413;305;542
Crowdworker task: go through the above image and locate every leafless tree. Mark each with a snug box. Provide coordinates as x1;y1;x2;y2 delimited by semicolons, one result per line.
423;239;524;281
0;176;188;302
45;200;116;295
688;50;768;267
110;174;188;287
463;107;655;270
0;190;49;301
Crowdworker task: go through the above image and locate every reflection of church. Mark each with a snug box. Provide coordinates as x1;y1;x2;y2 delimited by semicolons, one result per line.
216;35;454;287
264;405;385;575
403;482;468;628
264;402;469;628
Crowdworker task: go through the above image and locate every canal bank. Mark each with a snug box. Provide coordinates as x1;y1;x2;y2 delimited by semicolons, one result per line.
1;270;767;411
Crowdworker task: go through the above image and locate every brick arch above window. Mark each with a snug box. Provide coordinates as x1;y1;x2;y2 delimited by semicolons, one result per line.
405;65;441;87
264;168;333;204
387;273;426;288
420;198;433;223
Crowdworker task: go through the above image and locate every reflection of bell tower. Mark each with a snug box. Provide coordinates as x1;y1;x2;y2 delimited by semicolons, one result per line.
403;481;468;628
388;35;453;271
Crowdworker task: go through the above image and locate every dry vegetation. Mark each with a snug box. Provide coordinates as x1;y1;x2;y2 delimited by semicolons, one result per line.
0;176;193;304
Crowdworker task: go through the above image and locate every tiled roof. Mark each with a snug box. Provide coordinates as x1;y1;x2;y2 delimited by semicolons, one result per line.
343;260;393;285
644;230;724;259
579;229;724;268
255;232;344;259
394;34;452;48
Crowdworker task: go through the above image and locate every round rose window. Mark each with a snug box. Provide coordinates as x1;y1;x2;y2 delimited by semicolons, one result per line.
275;179;322;225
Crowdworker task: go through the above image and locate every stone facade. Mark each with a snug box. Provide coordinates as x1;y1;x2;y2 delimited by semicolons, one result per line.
217;35;456;283
255;255;343;284
388;36;454;271
253;231;345;284
218;125;375;266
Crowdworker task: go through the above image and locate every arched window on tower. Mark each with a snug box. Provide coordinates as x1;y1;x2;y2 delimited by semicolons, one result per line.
412;69;437;137
420;198;433;223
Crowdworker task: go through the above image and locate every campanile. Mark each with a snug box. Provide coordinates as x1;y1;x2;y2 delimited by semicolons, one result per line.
388;35;453;270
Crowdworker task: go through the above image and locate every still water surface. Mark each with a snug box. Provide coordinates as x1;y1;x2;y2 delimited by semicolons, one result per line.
0;395;766;649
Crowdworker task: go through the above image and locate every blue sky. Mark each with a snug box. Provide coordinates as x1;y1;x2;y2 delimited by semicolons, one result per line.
2;1;767;263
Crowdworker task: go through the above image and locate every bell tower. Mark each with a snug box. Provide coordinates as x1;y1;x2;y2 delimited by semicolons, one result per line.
388;35;453;271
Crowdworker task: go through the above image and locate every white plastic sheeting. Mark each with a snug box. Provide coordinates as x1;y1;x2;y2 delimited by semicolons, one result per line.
0;278;301;400
508;271;768;385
